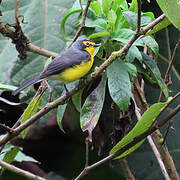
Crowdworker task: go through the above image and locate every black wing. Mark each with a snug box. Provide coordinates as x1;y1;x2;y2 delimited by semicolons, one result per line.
40;47;90;79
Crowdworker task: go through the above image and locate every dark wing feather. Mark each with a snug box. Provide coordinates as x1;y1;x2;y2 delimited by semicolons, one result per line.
40;47;90;79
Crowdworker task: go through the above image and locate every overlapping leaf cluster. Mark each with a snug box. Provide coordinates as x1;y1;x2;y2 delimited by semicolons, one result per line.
56;0;170;157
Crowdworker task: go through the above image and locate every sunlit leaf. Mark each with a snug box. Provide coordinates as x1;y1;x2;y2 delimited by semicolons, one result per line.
110;100;170;159
145;17;171;36
102;0;112;16
80;75;107;142
86;18;107;29
156;0;180;30
3;146;19;163
44;56;53;67
60;9;82;40
90;1;102;15
15;151;38;163
88;30;110;39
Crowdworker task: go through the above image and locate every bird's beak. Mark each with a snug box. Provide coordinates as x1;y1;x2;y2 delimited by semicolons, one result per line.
93;43;100;47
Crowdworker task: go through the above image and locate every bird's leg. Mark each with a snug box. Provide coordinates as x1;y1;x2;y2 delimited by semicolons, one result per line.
63;84;72;103
63;84;69;95
44;80;53;102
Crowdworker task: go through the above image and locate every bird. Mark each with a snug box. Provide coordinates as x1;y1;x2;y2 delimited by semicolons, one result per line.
12;39;100;96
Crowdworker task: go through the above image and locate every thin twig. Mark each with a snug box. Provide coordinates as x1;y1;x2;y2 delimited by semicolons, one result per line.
137;0;141;33
0;160;45;180
162;120;174;145
158;39;180;101
74;105;180;180
134;76;180;180
0;123;16;134
14;0;19;23
132;93;170;180
120;158;135;180
85;137;89;167
147;136;170;180
69;0;92;47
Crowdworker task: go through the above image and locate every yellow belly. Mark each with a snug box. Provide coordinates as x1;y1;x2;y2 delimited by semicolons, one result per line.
51;57;94;83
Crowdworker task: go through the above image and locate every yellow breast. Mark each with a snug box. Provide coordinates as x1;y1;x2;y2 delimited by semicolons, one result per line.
55;56;94;83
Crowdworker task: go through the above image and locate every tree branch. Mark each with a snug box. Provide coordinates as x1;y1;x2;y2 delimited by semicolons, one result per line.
0;160;45;180
137;0;141;33
74;104;180;180
158;38;180;101
0;12;168;148
120;158;135;180
133;76;180;180
132;93;170;180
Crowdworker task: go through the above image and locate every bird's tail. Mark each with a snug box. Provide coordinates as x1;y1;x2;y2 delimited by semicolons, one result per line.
12;76;42;96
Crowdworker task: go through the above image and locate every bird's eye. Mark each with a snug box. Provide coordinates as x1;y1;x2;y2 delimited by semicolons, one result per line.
85;42;90;46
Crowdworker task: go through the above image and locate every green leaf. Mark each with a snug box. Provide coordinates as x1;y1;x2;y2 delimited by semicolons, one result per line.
129;0;138;12
44;56;53;67
72;89;83;112
88;30;110;39
102;0;112;16
107;10;117;30
107;59;131;112
125;63;137;77
125;45;142;62
111;28;134;44
60;9;82;40
0;83;18;91
112;0;128;11
85;18;107;29
141;36;159;57
156;0;180;30
57;103;67;133
3;146;19;163
141;53;168;98
123;11;153;30
114;8;123;31
146;17;171;36
90;1;102;15
21;94;42;138
15;151;38;163
80;75;107;142
110;100;170;159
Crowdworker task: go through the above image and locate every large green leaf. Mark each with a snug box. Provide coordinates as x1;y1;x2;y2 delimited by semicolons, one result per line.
156;0;180;30
107;59;131;112
0;0;75;100
80;75;107;142
110;100;170;159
